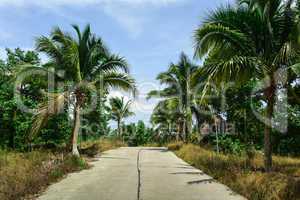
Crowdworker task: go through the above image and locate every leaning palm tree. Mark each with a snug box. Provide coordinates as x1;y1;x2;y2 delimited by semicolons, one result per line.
194;0;300;171
109;97;134;137
19;25;136;156
148;53;199;141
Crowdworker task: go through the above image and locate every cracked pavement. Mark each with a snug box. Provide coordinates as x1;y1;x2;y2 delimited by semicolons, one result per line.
38;147;246;200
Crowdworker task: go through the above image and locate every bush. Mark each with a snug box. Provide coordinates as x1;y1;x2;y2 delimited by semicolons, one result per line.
203;134;246;155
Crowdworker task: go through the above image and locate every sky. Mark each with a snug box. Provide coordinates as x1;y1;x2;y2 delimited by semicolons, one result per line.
0;0;231;126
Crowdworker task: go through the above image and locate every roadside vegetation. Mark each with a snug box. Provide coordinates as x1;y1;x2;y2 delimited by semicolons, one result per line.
148;0;300;199
171;143;300;200
0;0;300;200
0;25;132;200
0;139;124;200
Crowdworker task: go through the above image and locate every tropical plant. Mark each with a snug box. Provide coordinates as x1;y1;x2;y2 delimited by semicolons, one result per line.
17;25;136;156
194;0;300;171
150;99;180;140
109;96;134;137
148;53;199;141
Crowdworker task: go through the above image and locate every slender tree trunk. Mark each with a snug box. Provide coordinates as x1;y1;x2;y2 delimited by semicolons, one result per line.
264;78;276;172
176;123;180;142
168;121;172;135
71;103;81;156
182;120;187;142
185;108;192;142
177;121;184;141
192;106;203;141
117;119;122;138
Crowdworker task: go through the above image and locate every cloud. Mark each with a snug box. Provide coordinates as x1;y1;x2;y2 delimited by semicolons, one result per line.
102;3;144;38
0;48;6;60
107;80;160;116
0;0;186;38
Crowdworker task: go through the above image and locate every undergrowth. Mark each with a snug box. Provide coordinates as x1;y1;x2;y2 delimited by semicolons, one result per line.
173;143;300;200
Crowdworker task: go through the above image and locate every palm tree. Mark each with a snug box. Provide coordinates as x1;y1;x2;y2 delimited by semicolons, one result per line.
194;0;300;171
109;97;134;137
148;53;199;141
19;25;136;156
150;99;181;141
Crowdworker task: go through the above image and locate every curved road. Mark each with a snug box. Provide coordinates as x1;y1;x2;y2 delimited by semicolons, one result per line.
38;147;246;200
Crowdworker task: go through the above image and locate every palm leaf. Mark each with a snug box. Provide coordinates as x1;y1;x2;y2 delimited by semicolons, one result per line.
30;92;69;139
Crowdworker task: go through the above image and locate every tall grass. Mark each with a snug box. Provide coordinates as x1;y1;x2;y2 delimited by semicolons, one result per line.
0;138;125;200
80;138;126;156
174;144;300;200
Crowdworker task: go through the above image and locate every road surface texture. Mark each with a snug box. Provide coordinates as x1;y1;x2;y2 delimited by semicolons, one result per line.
38;147;246;200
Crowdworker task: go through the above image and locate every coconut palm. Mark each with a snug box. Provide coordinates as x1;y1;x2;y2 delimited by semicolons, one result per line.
148;53;199;141
19;25;136;156
194;0;300;171
109;97;134;137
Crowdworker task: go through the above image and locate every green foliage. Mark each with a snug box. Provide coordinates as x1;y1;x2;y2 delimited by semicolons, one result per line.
216;135;246;155
82;96;111;140
148;53;198;141
123;121;154;146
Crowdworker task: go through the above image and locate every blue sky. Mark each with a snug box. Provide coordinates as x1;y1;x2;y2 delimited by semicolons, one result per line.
0;0;231;125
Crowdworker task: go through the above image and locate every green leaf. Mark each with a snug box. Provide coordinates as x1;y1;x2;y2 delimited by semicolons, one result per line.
291;63;300;75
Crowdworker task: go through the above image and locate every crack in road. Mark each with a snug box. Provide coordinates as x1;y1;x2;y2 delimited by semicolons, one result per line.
137;149;142;200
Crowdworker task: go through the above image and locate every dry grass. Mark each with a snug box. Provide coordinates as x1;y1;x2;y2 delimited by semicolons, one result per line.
0;151;88;200
80;138;126;157
167;141;184;151
175;143;300;200
143;143;162;147
0;139;125;200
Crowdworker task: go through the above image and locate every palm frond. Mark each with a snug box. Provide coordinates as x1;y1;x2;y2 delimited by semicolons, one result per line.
194;23;251;59
30;92;69;139
94;72;137;97
92;54;129;76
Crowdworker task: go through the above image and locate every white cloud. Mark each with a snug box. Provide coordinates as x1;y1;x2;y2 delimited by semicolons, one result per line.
107;83;159;116
102;3;144;38
0;48;6;60
0;0;186;38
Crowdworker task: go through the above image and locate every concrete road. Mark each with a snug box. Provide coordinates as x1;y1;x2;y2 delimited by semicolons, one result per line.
38;147;246;200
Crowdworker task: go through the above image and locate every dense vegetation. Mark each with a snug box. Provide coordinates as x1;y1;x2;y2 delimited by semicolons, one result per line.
0;25;137;152
149;0;300;171
0;0;300;199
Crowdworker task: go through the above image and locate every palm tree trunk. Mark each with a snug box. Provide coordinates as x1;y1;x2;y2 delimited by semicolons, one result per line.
117;119;122;138
264;78;276;172
185;109;192;142
176;123;180;142
168;121;172;135
192;106;203;140
71;102;81;156
177;121;183;141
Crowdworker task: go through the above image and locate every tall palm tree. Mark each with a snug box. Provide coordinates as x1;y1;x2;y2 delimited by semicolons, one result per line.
109;97;134;137
148;53;199;141
194;0;300;171
19;25;136;156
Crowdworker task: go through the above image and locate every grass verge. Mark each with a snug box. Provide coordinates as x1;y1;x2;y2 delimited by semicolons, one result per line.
0;138;125;200
172;143;300;200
